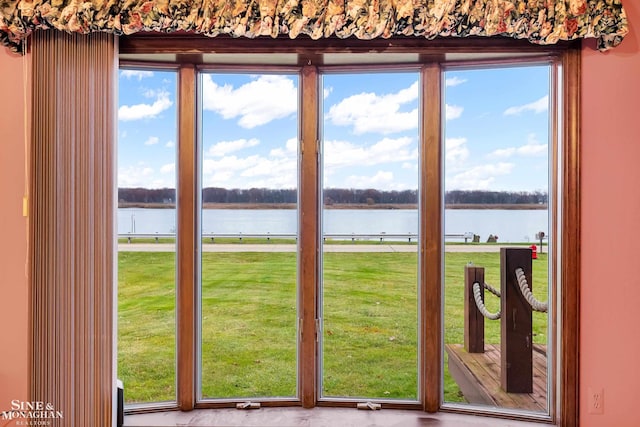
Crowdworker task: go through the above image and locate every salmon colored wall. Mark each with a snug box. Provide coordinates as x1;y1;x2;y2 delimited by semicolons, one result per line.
0;48;29;414
581;1;640;426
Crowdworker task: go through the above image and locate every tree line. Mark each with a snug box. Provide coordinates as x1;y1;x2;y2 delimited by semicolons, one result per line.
118;187;547;206
445;190;547;205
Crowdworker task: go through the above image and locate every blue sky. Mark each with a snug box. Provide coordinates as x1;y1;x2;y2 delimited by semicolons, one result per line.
117;64;550;192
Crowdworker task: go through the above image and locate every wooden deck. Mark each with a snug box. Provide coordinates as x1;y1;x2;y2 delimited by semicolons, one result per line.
445;344;548;411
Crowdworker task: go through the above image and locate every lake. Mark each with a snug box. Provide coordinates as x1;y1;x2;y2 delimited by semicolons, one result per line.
118;208;548;243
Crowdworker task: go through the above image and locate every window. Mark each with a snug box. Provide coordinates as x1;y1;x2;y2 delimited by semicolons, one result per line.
198;72;299;400
117;69;178;405
320;71;420;401
118;40;579;424
442;64;554;415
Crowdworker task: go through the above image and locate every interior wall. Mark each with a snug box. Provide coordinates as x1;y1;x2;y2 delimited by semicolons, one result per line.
0;47;29;413
581;1;640;426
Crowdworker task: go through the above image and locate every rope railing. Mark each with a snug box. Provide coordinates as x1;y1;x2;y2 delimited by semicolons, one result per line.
471;270;547;318
482;281;501;298
515;267;548;313
462;249;538;393
472;282;501;320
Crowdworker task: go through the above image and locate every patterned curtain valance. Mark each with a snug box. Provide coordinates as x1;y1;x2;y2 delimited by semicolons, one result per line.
0;0;628;53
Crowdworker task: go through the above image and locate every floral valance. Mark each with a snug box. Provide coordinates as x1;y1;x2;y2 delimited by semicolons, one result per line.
0;0;629;53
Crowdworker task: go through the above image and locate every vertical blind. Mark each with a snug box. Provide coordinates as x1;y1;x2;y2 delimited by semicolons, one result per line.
30;30;116;427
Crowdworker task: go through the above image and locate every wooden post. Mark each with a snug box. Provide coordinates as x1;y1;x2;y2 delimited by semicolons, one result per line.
464;265;485;353
500;248;533;393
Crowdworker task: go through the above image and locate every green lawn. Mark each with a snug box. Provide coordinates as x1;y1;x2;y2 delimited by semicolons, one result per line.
118;251;548;404
200;252;298;399
322;253;419;399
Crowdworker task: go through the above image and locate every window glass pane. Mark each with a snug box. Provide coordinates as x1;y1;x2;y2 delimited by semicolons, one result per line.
442;65;551;413
199;73;299;399
320;72;420;400
117;69;178;404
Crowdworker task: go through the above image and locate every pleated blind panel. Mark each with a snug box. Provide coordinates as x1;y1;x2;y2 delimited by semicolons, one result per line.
29;30;116;427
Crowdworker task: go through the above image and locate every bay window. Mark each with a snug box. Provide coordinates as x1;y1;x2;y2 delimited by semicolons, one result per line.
116;40;579;424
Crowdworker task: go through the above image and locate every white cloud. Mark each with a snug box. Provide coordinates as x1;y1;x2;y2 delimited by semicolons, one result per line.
160;163;175;174
445;137;469;166
345;171;395;189
202;154;297;189
504;95;549;116
165;140;175;148
118;165;153;185
490;134;548;158
326;81;419;134
207;138;260;157
118;90;173;121
144;136;159;146
447;163;515;190
186;135;417;191
402;162;417;170
518;144;547;156
202;155;260;176
517;134;548;156
270;138;298;157
120;70;154;80
209;171;234;184
118;164;171;188
491;147;516;158
446;104;464;120
201;75;297;128
324;87;333;99
241;156;296;180
445;76;467;87
325;137;415;169
201;137;299;189
142;88;159;98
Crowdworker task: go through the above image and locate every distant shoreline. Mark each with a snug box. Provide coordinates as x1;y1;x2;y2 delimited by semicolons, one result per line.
118;202;548;210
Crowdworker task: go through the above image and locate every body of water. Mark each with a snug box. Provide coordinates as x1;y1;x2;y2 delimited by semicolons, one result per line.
118;208;548;243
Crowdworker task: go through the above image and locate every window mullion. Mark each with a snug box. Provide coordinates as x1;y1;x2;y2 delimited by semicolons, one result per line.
420;63;443;412
299;64;320;408
176;64;197;410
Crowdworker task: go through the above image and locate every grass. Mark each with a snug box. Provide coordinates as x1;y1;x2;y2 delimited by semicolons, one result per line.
118;252;177;402
118;251;548;404
200;252;298;398
322;253;419;399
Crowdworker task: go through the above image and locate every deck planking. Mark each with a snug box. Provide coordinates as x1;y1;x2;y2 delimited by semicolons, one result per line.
446;343;548;412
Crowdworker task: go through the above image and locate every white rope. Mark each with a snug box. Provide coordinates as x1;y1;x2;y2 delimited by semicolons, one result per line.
483;281;501;298
515;268;548;312
472;282;501;320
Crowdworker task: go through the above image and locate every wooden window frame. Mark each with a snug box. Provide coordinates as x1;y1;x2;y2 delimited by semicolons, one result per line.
119;35;580;427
